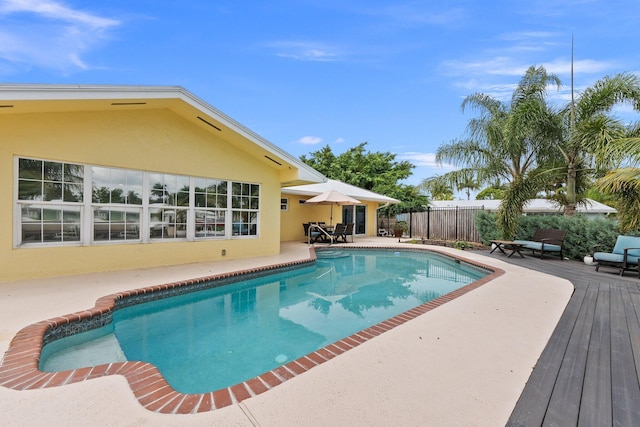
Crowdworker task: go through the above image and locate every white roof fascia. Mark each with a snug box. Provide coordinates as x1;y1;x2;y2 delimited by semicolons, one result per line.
428;198;616;213
0;84;326;185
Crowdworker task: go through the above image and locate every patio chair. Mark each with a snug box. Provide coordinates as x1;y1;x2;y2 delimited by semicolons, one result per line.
593;235;640;277
328;223;347;244
304;222;323;243
342;223;354;243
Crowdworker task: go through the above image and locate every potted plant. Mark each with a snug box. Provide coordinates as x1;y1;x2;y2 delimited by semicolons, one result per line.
584;252;596;265
393;221;408;238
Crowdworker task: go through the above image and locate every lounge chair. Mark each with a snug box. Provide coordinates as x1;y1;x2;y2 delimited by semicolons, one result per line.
513;228;567;259
593;235;640;277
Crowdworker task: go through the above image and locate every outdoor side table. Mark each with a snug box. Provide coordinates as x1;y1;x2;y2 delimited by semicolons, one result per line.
490;240;525;258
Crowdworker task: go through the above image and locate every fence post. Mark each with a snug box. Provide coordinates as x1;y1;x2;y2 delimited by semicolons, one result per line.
455;206;459;240
409;210;413;238
427;206;431;240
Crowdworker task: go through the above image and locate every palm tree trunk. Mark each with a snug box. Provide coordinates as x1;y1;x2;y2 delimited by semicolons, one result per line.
565;160;577;216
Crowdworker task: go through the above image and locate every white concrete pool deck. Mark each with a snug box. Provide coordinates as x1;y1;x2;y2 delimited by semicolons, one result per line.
0;238;573;426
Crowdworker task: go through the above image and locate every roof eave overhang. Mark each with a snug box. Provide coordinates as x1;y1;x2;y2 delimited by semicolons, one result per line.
0;84;326;186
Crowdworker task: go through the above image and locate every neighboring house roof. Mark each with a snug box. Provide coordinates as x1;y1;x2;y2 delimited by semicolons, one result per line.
0;84;326;186
282;179;400;204
429;198;617;214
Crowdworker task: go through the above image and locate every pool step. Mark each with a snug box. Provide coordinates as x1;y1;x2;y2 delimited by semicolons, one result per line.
316;250;350;259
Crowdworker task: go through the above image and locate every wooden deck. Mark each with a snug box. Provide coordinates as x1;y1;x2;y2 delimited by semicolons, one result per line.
488;252;640;426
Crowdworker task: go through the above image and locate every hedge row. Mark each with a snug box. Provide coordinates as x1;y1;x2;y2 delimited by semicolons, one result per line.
474;211;623;261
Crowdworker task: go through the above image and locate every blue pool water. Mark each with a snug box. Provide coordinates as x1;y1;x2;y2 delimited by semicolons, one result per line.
40;249;488;394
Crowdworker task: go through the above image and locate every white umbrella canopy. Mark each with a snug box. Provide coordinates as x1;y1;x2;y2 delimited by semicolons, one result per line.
304;190;361;226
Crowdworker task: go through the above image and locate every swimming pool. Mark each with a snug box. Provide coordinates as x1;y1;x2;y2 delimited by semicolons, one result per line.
39;248;489;394
0;246;500;413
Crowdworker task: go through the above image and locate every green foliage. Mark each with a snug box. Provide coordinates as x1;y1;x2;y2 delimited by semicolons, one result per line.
394;220;409;233
596;167;640;233
453;240;472;250
301;142;428;213
476;185;506;200
418;176;454;200
300;142;413;192
475;211;620;260
475;211;501;243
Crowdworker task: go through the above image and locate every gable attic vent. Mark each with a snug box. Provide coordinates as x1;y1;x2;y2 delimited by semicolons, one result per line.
197;116;222;131
264;155;282;166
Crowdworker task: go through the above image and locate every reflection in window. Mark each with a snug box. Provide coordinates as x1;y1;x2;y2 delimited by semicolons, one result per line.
18;159;83;202
194;178;227;239
94;207;141;241
194;178;227;208
149;173;189;206
149;207;188;239
16;157;261;246
232;210;257;236
232;182;259;209
21;204;81;243
92;167;142;204
195;209;226;238
232;182;259;236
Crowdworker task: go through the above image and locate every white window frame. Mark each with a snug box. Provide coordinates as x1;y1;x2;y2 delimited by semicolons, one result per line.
14;157;261;247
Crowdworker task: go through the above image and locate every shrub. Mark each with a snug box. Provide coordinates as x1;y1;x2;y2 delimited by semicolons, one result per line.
475;212;620;260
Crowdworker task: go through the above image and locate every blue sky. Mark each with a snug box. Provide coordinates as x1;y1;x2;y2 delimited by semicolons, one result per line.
1;0;639;193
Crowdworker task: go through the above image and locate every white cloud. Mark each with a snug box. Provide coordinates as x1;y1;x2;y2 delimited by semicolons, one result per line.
334;137;345;144
0;0;119;73
297;135;323;145
398;152;456;169
268;41;340;62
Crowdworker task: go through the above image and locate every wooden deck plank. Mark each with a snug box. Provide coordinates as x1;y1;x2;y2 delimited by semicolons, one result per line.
494;253;640;426
578;284;612;426
625;282;640;376
542;284;597;426
506;285;587;426
611;284;640;426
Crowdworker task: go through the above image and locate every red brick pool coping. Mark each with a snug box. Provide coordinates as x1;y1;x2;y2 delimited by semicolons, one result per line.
0;246;503;414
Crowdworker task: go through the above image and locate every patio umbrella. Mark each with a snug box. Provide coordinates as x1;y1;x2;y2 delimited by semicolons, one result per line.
304;190;361;226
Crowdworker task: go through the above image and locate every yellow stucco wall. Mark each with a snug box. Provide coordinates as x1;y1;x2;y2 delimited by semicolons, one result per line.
280;194;380;242
0;108;283;282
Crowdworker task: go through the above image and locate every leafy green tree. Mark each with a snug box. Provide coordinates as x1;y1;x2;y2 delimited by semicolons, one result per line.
301;142;414;192
301;142;427;212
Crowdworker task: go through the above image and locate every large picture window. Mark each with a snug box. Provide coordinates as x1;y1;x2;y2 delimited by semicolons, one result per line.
15;157;261;247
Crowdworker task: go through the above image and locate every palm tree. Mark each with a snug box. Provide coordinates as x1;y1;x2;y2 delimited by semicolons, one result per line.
554;72;640;215
418;177;454;200
596;167;640;232
455;170;480;200
593;133;640;232
433;65;561;238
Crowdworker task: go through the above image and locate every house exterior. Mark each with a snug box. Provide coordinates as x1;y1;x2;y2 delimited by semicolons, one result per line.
1;84;326;281
280;179;399;241
428;198;617;218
